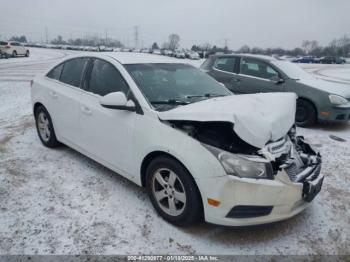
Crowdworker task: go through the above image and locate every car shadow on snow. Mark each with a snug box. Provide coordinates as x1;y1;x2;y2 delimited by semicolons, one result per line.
176;209;311;245
313;121;350;131
51;141;311;245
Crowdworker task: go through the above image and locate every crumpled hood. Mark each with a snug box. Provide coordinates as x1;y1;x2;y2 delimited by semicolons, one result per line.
299;78;350;98
158;93;297;148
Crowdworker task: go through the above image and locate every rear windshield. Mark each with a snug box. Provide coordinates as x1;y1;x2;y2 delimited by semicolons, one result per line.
0;42;8;46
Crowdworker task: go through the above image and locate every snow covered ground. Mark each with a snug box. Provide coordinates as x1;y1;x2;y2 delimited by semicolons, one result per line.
301;64;350;85
0;48;349;255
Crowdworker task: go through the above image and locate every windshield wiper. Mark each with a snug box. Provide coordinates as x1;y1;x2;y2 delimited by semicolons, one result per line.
186;93;225;99
150;99;189;105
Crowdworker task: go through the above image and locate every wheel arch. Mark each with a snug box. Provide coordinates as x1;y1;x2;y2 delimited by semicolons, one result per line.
33;102;46;116
141;151;183;187
297;96;318;120
140;150;204;218
33;102;57;131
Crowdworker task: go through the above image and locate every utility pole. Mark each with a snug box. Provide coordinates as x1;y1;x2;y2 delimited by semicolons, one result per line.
224;38;229;53
224;38;229;48
134;26;139;49
105;29;108;45
45;26;49;44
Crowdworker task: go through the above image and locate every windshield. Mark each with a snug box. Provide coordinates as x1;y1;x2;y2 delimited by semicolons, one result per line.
272;60;314;80
125;63;231;111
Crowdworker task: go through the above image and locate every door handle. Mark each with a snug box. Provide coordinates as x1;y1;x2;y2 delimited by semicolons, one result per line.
81;106;92;115
231;78;241;83
49;91;58;99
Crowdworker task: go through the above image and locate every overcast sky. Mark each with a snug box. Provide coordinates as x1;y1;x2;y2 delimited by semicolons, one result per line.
0;0;349;49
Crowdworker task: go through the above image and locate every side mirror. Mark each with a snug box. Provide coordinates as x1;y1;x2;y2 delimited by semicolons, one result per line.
99;92;136;111
270;75;284;84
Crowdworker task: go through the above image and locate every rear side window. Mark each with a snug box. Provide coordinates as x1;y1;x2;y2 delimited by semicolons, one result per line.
60;58;89;87
0;41;8;46
213;57;236;73
47;64;64;80
87;59;129;96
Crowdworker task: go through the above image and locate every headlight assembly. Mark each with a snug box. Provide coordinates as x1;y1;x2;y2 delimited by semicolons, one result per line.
203;144;273;179
329;94;348;105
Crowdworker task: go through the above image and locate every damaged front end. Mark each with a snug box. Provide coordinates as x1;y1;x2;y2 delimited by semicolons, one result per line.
169;121;323;203
260;127;323;202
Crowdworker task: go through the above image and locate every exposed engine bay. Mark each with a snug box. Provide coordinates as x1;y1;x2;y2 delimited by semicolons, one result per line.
169;121;259;154
169;120;323;202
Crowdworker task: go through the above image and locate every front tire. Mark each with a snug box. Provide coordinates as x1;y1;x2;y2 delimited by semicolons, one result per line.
146;156;202;226
296;99;316;127
34;106;60;148
25;50;30;57
12;51;17;57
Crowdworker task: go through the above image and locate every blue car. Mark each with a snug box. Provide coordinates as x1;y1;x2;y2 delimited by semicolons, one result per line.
293;56;316;63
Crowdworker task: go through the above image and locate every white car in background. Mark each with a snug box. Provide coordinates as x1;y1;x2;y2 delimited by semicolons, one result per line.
152;49;162;55
187;51;200;60
174;49;186;58
31;53;323;226
0;41;30;57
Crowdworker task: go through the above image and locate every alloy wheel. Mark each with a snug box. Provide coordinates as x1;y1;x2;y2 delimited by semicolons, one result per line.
37;112;51;142
152;168;186;216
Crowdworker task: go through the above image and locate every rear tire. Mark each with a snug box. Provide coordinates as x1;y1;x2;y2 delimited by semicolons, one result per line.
34;105;60;148
12;51;17;57
25;50;29;57
296;99;316;127
146;156;202;226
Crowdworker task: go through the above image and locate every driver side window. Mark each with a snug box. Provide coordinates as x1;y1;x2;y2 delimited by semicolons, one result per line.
240;58;279;80
88;59;129;97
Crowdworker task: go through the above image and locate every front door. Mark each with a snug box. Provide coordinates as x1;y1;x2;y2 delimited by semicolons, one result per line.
237;57;285;94
78;58;137;177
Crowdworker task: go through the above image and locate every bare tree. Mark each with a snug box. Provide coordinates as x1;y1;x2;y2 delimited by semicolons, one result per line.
201;43;212;51
151;42;159;50
168;34;180;50
238;44;250;53
302;40;319;54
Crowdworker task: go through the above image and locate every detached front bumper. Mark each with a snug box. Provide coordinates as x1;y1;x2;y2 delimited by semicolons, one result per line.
196;162;323;226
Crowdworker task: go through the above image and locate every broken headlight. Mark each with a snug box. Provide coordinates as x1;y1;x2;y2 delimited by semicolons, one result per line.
203;144;273;179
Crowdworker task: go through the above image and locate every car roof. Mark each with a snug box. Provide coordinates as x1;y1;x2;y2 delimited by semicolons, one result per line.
213;53;279;62
73;52;185;65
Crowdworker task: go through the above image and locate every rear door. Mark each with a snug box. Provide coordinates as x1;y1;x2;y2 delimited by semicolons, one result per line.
45;57;89;144
207;56;240;92
11;42;25;55
237;57;285;93
19;43;26;55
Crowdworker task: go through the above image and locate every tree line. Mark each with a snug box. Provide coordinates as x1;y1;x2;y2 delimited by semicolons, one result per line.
235;35;350;57
7;34;350;57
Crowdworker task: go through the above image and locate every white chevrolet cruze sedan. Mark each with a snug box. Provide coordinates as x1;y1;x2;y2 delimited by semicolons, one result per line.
31;53;324;226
